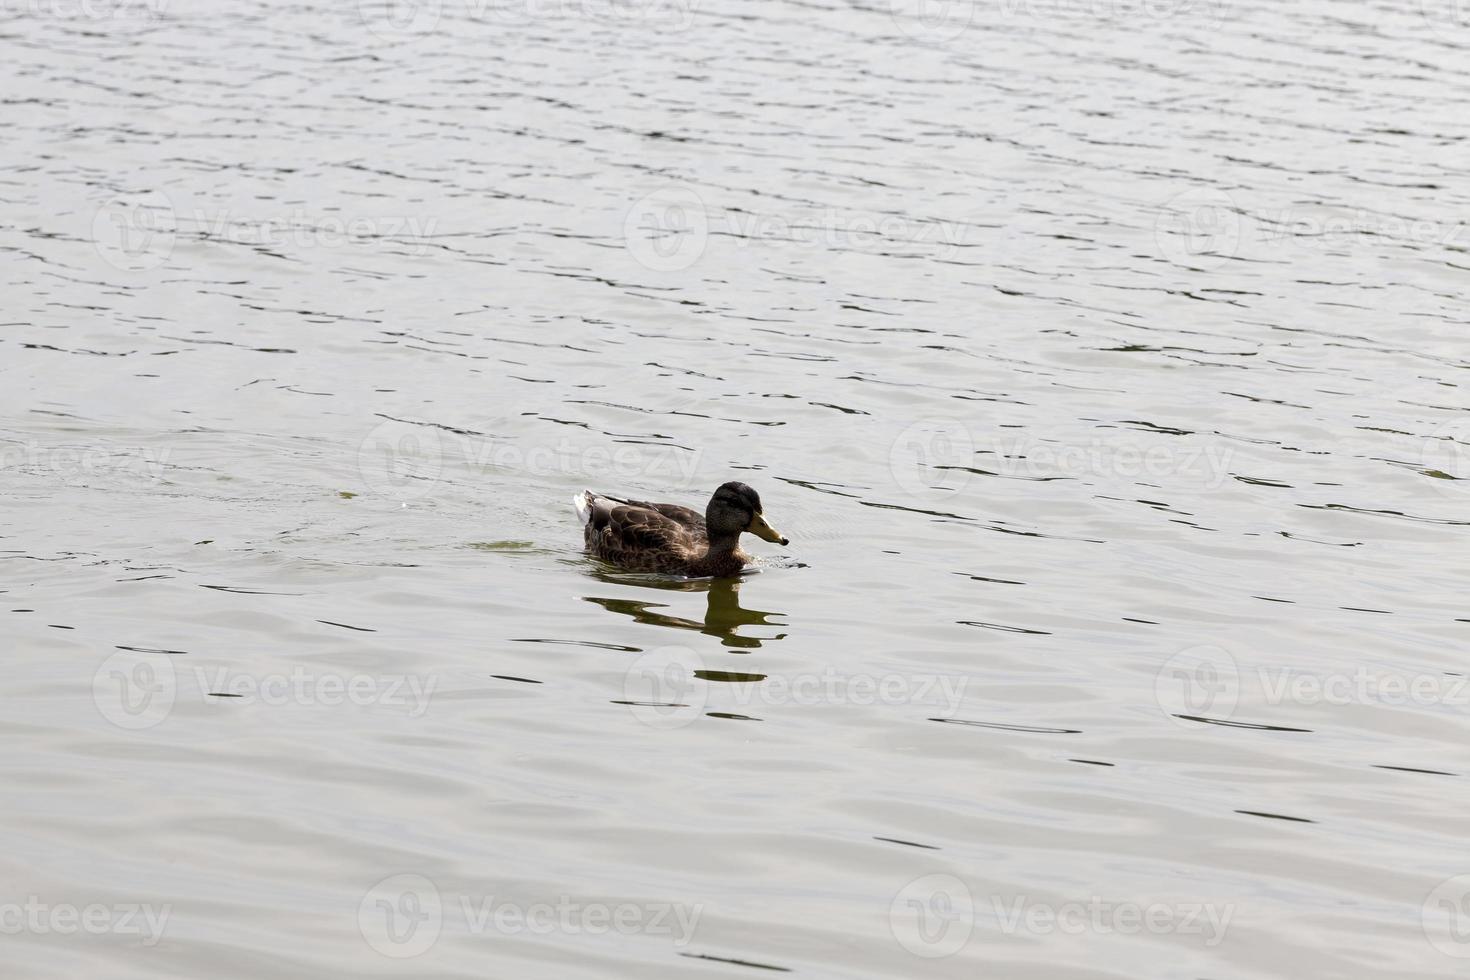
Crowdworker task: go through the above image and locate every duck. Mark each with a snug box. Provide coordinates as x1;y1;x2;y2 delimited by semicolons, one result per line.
576;481;789;577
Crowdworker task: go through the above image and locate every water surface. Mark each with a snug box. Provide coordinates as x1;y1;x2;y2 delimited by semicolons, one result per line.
4;0;1470;977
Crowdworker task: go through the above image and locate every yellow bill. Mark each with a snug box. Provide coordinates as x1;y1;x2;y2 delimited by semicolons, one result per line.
747;511;789;546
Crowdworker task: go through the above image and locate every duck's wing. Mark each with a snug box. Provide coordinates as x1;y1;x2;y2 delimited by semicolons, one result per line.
579;487;699;543
598;494;705;532
582;494;701;564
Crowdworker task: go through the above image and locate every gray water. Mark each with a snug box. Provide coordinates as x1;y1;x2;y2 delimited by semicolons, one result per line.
4;0;1470;976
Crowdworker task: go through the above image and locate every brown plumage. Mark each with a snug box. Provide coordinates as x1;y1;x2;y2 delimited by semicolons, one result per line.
576;481;789;577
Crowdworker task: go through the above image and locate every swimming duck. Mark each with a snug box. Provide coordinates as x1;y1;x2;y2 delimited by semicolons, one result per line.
576;481;788;577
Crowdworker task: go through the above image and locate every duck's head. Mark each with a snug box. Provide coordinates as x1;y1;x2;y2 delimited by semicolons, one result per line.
707;481;789;546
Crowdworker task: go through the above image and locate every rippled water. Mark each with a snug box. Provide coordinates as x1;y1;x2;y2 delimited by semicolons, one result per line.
5;0;1470;976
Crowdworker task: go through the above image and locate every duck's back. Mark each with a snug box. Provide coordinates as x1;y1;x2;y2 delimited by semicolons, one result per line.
577;491;707;572
608;497;705;532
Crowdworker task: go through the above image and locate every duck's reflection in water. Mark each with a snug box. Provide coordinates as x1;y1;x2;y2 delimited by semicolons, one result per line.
583;573;786;650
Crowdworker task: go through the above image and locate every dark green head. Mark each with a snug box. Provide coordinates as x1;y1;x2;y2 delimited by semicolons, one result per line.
706;481;788;545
